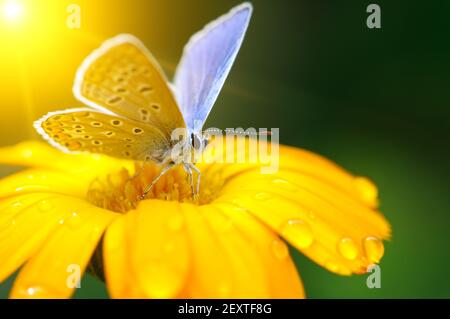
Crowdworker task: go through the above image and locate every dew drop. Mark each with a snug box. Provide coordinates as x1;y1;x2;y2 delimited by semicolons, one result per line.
337;237;359;260
325;261;340;273
272;239;289;260
5;201;24;215
271;178;298;192
232;206;248;213
0;219;17;239
38;200;53;213
22;149;33;158
217;281;232;298
253;192;272;201
90;227;101;243
19;285;55;298
363;236;384;263
27;287;38;296
167;213;184;232
353;177;378;206
280;219;314;249
66;212;82;229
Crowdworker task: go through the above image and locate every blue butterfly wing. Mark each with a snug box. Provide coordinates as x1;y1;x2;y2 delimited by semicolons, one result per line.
174;3;252;133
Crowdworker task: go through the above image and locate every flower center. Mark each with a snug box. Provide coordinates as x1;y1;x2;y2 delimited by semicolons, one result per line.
86;162;224;213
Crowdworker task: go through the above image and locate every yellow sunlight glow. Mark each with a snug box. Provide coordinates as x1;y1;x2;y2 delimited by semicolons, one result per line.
2;0;24;22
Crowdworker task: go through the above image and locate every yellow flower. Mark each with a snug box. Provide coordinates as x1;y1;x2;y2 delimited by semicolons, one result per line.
0;138;390;298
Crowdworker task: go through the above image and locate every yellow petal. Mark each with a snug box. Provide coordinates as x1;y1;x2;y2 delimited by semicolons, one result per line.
216;169;390;275
180;203;236;298
104;200;190;298
0;193;61;282
198;204;270;298
0;168;89;199
102;215;141;298
212;202;305;298
0;140;133;176
278;145;380;208
9;196;116;298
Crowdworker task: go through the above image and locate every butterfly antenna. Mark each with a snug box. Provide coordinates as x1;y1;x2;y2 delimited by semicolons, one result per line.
203;128;272;137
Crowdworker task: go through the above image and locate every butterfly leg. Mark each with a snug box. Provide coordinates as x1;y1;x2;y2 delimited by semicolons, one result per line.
183;163;196;199
189;164;201;196
140;161;175;200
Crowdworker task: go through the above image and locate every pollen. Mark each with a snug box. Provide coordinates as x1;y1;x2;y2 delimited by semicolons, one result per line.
86;163;223;213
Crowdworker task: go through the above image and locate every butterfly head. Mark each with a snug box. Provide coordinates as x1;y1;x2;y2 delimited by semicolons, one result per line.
190;132;208;153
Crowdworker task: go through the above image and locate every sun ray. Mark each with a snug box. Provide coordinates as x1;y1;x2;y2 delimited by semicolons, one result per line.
15;49;35;138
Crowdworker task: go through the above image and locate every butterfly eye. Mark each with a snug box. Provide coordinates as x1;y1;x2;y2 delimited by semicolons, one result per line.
191;133;203;151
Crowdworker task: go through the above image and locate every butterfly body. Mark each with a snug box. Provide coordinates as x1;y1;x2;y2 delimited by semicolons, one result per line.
34;3;253;198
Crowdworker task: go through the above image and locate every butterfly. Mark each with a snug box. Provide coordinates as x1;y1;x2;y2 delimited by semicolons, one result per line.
34;2;253;199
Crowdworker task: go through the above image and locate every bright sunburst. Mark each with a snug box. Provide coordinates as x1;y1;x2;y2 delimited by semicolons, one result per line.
2;0;24;23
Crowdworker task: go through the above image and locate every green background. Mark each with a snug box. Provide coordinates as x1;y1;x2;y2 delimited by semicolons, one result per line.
1;0;450;298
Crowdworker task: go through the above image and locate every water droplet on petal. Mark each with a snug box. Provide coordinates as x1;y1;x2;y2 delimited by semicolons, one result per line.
167;213;184;232
272;239;289;260
363;236;384;263
66;212;82;229
27;287;37;296
325;261;340;273
353;177;378;206
38;200;53;212
23;286;47;297
139;263;183;298
271;178;298;192
4;201;24;216
0;219;17;239
12;201;23;208
337;237;359;260
232;206;247;213
18;285;59;298
217;281;232;298
253;192;272;201
22;149;33;158
280;219;314;249
90;227;101;243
